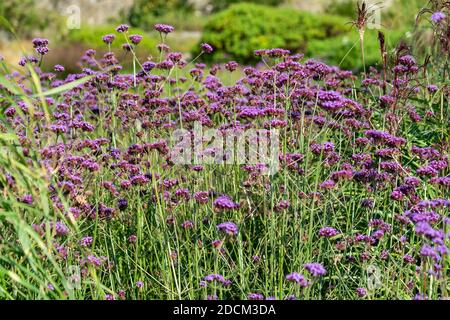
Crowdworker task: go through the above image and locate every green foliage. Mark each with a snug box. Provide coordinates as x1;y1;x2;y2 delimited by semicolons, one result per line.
198;3;350;63
127;0;195;30
383;0;426;29
324;0;356;18
0;0;59;37
306;29;408;71
209;0;283;13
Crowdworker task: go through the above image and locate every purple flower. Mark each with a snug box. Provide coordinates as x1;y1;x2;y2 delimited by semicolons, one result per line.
32;38;49;55
214;195;239;210
225;61;238;72
79;236;93;247
356;287;367;297
117;290;126;299
118;199;128;211
20;194;33;205
391;189;404;201
105;294;115;300
252;255;261;263
275;200;290;211
154;24;174;34
431;12;446;23
248;293;264;300
304;263;326;276
217;222;238;236
116;24;129;33
50;221;69;236
136;281;143;288
194;191;209;204
122;43;132;51
403;254;415;264
181;220;194;229
142;61;156;72
361;198;375;208
128;235;137;243
201;43;213;53
285;272;309;286
54;64;65;72
85;255;107;267
320;179;336;189
203;274;231;286
427;85;438;92
32;38;49;48
102;34;115;44
129;34;143;45
212;240;222;248
319;227;339;237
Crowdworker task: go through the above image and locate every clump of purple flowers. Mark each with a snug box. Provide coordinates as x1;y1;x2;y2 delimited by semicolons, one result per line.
319;227;339;237
202;274;232;286
32;38;49;56
213;195;239;210
217;222;238;236
431;12;446;23
102;34;115;44
285;272;309;287
154;24;174;34
201;43;213;54
304;263;326;277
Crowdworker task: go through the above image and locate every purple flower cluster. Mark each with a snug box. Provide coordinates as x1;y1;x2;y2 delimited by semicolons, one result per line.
154;24;174;34
32;38;49;56
431;12;446;23
304;263;326;277
213;195;239;210
285;272;309;287
319;227;340;237
217;222;238;236
202;274;232;286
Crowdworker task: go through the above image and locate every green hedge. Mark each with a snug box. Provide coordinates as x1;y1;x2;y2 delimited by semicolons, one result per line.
306;29;408;71
197;3;350;63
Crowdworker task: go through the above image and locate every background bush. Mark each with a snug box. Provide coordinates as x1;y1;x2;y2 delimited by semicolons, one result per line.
197;3;350;63
324;0;356;18
209;0;283;13
126;0;198;30
0;0;62;38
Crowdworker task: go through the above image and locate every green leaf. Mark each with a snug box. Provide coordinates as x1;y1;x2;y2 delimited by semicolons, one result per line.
0;75;23;96
31;75;93;97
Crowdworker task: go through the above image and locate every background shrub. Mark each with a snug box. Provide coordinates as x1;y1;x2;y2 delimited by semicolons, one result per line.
324;0;356;18
197;3;350;63
209;0;283;13
0;0;62;38
128;0;193;27
126;0;196;30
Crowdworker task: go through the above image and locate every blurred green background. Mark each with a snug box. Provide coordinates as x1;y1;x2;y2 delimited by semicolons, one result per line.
0;0;431;72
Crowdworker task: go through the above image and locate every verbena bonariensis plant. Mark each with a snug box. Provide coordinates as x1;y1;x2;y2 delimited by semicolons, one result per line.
0;9;448;300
